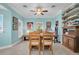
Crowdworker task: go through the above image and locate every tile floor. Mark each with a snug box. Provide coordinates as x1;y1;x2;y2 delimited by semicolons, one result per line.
0;41;78;55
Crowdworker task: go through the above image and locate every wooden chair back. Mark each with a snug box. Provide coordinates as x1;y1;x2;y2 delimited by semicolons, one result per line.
29;32;40;40
42;32;53;54
43;32;53;40
29;32;40;54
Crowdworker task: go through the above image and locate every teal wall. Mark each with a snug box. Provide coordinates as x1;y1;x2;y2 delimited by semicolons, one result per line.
10;8;24;44
0;3;62;48
56;10;63;43
0;4;24;47
0;8;12;47
23;18;55;35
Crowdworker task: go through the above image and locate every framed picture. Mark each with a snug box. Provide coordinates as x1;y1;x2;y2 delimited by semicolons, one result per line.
27;22;33;30
12;16;18;30
36;22;43;32
36;22;42;28
46;21;51;30
0;15;3;32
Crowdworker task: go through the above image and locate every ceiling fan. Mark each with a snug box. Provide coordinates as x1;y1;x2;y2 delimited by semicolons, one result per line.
30;6;48;15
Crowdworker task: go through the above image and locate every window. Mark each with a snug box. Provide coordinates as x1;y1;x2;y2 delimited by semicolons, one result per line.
0;15;3;32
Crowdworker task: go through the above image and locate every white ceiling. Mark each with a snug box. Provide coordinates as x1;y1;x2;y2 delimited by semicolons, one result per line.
7;3;72;18
0;4;9;11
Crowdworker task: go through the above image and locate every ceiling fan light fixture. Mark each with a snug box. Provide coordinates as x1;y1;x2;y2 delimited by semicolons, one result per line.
36;12;42;15
30;6;48;16
37;8;41;12
37;12;41;14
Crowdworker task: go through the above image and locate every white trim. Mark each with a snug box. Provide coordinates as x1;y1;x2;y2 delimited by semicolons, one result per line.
0;39;22;50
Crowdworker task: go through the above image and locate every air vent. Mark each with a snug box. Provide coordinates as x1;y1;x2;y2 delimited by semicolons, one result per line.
23;5;27;8
51;5;55;8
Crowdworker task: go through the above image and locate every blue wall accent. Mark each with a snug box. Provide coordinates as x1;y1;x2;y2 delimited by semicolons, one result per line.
0;8;12;47
10;9;24;44
0;4;24;47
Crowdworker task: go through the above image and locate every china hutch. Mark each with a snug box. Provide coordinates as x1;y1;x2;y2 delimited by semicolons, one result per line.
62;3;79;52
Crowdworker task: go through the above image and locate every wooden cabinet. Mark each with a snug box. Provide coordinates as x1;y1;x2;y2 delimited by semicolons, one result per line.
63;36;69;47
63;35;78;52
63;26;79;52
68;37;74;50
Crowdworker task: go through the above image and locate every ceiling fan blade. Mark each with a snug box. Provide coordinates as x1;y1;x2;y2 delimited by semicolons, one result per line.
34;13;37;15
41;13;44;15
42;10;48;12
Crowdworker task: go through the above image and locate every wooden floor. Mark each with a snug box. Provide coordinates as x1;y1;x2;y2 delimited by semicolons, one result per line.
0;41;78;55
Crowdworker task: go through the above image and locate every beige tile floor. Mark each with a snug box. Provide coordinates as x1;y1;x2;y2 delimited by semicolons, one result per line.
0;41;78;55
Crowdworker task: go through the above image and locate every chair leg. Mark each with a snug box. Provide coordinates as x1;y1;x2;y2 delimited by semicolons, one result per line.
48;46;51;54
48;45;53;55
51;45;53;54
29;46;31;55
43;45;44;55
39;46;40;55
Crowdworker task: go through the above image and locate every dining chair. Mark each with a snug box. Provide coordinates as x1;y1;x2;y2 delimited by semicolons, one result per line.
29;32;40;55
42;32;53;54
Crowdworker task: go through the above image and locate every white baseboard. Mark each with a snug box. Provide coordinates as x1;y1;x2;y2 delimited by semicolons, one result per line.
0;39;22;50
